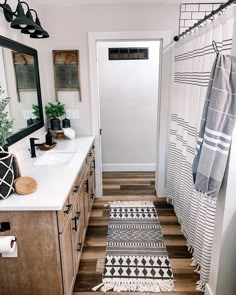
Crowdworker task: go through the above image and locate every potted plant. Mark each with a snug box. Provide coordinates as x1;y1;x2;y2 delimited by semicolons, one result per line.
0;85;14;200
0;85;13;148
45;102;65;130
32;104;40;123
27;104;40;127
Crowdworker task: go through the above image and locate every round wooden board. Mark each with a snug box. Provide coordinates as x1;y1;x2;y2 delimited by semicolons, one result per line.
15;177;37;195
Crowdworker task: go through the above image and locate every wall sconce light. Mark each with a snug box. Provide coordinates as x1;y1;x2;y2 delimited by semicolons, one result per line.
0;0;49;39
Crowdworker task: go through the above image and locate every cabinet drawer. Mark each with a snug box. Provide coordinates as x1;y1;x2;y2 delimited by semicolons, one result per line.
76;160;87;186
86;144;95;165
59;211;75;295
57;190;74;233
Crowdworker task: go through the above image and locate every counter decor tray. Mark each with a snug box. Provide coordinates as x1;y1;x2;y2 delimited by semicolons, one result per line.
38;142;57;151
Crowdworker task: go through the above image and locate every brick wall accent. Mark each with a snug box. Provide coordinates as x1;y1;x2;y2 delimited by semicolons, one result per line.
179;3;223;34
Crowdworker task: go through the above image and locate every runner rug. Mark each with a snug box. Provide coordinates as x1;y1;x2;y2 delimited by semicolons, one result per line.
93;201;175;292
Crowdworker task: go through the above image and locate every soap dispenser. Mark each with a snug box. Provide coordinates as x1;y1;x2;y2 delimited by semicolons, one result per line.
45;128;53;146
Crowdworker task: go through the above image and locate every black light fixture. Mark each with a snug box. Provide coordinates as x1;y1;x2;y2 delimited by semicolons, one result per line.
29;11;49;39
0;0;49;39
21;9;43;35
10;1;35;30
0;0;14;22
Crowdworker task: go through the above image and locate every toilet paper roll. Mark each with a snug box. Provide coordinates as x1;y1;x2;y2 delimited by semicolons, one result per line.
0;236;17;254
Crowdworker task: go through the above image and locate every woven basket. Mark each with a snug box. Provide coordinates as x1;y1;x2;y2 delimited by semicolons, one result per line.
0;147;15;200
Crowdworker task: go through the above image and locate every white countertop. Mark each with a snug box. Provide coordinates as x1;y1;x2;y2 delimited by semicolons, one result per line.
0;136;95;211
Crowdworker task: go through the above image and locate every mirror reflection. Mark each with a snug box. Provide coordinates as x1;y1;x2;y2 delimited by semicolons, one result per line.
0;47;39;134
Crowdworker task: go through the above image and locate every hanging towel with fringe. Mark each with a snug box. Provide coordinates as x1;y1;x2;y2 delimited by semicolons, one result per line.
193;54;236;199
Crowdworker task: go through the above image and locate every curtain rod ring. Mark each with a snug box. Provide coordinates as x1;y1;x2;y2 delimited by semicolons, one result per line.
212;40;219;54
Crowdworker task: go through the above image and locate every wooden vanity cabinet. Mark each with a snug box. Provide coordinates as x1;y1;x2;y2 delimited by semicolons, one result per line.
0;145;95;295
58;144;95;295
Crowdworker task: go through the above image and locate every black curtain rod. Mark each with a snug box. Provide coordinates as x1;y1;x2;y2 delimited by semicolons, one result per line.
173;0;236;41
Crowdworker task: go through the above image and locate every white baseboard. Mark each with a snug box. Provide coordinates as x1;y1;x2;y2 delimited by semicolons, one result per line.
205;284;213;295
102;163;156;172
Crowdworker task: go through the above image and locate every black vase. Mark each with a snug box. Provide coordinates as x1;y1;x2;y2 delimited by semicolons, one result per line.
50;118;61;130
0;149;15;200
62;117;71;128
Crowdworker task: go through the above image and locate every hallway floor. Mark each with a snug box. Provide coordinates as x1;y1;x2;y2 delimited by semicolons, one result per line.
73;172;203;295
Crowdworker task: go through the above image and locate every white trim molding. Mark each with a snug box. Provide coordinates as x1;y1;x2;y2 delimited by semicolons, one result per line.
102;164;156;172
205;284;213;295
88;30;171;197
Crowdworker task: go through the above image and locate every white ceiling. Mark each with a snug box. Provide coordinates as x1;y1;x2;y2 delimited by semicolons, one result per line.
27;0;224;6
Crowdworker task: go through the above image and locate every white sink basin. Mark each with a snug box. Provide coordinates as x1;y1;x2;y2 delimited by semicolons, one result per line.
34;151;75;166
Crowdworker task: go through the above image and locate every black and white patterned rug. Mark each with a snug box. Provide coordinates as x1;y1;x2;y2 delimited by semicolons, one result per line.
93;201;175;292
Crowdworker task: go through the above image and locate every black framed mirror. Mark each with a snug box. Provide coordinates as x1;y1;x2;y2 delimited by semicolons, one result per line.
0;35;44;146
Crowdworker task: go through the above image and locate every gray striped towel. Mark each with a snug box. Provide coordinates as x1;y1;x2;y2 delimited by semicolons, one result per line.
193;54;236;198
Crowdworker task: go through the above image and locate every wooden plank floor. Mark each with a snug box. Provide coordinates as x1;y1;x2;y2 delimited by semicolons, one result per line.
73;172;203;295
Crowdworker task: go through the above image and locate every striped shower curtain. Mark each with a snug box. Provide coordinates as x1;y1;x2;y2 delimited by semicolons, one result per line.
166;10;234;291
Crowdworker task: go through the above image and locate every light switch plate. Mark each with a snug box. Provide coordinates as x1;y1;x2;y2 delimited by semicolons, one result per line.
23;110;34;120
66;109;80;120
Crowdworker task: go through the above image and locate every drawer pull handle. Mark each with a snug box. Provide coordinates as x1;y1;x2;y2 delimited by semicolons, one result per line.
72;217;77;231
88;152;92;157
77;242;82;252
90;193;94;199
76;211;80;220
73;185;80;193
64;204;72;214
84;180;89;193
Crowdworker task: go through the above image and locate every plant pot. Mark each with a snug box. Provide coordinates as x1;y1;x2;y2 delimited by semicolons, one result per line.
50;118;61;130
27;118;34;126
0;147;15;200
33;118;40;124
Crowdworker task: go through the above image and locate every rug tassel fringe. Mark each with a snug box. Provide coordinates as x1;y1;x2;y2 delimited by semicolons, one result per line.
105;200;154;208
93;279;175;293
190;257;197;266
194;264;201;274
196;280;206;292
92;282;104;291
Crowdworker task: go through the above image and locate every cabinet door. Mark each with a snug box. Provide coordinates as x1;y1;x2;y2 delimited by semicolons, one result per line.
60;214;74;295
88;159;95;211
83;171;90;228
71;194;82;273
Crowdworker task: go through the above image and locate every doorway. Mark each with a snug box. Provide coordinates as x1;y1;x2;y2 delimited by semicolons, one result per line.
97;41;160;175
88;31;171;197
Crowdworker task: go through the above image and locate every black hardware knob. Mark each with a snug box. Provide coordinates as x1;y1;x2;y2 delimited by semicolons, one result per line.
64;204;72;214
84;180;89;193
72;217;77;231
77;242;82;252
73;185;80;193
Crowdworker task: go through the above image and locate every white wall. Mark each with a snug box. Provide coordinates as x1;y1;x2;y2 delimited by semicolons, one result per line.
97;40;160;171
0;2;179;180
18;3;179;137
0;1;179;144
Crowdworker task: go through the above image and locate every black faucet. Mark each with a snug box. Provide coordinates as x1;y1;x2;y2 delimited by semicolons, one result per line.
29;138;41;158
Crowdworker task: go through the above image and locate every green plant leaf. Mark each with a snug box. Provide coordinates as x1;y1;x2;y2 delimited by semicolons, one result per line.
0;84;13;146
45;101;65;119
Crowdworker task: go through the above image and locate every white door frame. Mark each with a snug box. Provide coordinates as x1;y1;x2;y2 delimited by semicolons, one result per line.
88;31;171;197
